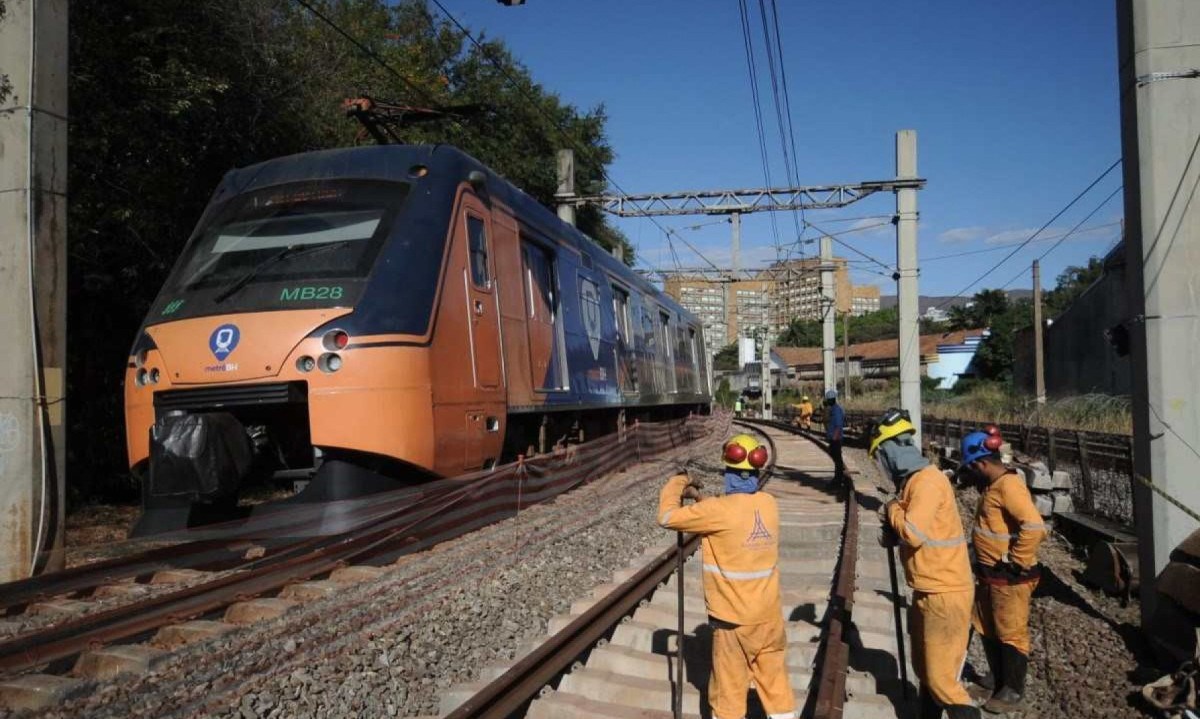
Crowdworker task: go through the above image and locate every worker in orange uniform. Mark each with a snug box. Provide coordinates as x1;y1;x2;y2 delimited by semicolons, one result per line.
872;409;979;719
798;395;814;430
658;434;795;719
959;430;1046;714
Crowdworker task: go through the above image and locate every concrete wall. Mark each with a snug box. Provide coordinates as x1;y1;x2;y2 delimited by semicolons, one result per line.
1014;255;1131;396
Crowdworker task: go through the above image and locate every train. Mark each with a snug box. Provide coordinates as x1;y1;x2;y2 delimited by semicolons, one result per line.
124;144;711;534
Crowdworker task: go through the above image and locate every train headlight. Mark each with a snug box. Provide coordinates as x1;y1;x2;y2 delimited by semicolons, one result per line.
136;368;148;386
149;368;161;384
134;350;148;369
318;353;342;373
322;330;350;351
296;356;316;373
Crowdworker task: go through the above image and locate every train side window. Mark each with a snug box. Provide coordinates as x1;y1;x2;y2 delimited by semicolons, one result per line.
659;310;676;392
467;215;490;288
612;285;637;392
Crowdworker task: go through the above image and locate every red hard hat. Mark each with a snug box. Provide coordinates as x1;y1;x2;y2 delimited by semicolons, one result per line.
983;424;1001;437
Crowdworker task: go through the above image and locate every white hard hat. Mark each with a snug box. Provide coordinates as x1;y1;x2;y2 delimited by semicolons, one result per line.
824;389;838;400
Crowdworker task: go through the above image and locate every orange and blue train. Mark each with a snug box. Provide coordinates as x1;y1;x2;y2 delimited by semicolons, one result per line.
125;144;711;533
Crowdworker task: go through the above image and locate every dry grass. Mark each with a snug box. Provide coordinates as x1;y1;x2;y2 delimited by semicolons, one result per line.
843;386;1132;435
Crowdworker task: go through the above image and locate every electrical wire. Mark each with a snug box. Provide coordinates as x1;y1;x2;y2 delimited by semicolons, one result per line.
756;0;803;257
801;218;895;272
997;184;1125;290
933;158;1122;310
736;0;782;255
920;220;1123;263
290;0;440;108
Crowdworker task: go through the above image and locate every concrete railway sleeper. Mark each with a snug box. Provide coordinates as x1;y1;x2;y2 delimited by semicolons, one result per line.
0;415;725;713
439;422;916;719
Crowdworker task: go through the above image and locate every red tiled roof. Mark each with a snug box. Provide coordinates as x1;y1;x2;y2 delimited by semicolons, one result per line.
774;329;985;368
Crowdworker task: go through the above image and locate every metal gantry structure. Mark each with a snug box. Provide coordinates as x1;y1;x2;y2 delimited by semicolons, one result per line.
564;144;927;424
571;179;925;217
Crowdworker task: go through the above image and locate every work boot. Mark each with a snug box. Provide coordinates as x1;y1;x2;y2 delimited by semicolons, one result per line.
968;636;1003;700
918;690;944;719
945;705;983;719
983;644;1029;714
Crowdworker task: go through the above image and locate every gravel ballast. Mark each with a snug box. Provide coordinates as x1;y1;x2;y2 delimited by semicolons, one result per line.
13;425;728;719
852;442;1155;718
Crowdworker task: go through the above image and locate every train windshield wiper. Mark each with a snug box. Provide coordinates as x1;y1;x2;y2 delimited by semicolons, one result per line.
213;241;351;303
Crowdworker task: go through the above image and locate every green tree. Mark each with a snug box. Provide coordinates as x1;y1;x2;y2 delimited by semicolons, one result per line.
775;306;947;347
1044;256;1106;317
713;343;739;371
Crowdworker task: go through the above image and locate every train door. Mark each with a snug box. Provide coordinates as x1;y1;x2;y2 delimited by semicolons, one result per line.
463;211;502;390
522;241;567;391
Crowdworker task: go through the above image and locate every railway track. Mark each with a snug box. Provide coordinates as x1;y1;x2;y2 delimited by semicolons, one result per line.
0;416;723;714
439;421;916;719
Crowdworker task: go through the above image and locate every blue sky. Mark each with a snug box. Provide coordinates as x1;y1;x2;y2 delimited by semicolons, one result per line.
437;1;1124;297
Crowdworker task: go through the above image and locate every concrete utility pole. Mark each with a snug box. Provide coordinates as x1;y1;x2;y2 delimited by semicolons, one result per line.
730;211;741;277
1117;0;1200;619
555;149;576;227
0;0;68;580
820;235;836;393
842;311;851;401
760;330;773;420
1032;260;1046;405
894;130;922;443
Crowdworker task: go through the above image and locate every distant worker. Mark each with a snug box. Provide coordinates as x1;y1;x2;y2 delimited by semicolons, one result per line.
960;430;1046;714
823;389;845;486
872;408;978;719
799;395;814;430
657;434;795;719
734;397;744;418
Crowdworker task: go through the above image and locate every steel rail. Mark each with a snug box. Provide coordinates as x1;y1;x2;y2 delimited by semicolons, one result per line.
0;417;720;676
444;420;856;719
442;534;702;719
741;418;860;719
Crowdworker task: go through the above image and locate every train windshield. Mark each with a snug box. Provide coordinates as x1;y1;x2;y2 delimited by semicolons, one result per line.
152;179;409;321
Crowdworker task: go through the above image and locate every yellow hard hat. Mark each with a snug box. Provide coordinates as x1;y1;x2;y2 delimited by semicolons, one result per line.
801;395;810;402
723;433;768;470
868;408;916;457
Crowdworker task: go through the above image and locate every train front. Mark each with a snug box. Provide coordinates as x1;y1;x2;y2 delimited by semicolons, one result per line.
125;148;446;535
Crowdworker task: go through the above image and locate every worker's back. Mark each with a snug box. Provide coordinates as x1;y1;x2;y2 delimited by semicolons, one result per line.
691;492;782;625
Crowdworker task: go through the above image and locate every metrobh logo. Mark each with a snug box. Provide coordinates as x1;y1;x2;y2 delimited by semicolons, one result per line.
209;324;241;361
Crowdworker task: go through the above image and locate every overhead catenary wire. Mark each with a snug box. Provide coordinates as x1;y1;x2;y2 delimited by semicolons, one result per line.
290;0;441;108
755;0;804;258
933;158;1122;309
736;0;783;253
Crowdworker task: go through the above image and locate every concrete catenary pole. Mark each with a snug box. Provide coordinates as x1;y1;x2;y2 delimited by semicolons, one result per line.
555;149;576;227
1117;0;1200;619
842;310;851;401
820;235;836;394
895;130;922;443
761;330;773;420
0;0;68;579
1032;260;1046;405
730;211;741;277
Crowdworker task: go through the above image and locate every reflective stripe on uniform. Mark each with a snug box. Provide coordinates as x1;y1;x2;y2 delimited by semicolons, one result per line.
905;521;968;547
703;563;776;580
1020;521;1047;532
768;712;797;719
974;525;1013;540
659;510;673;525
